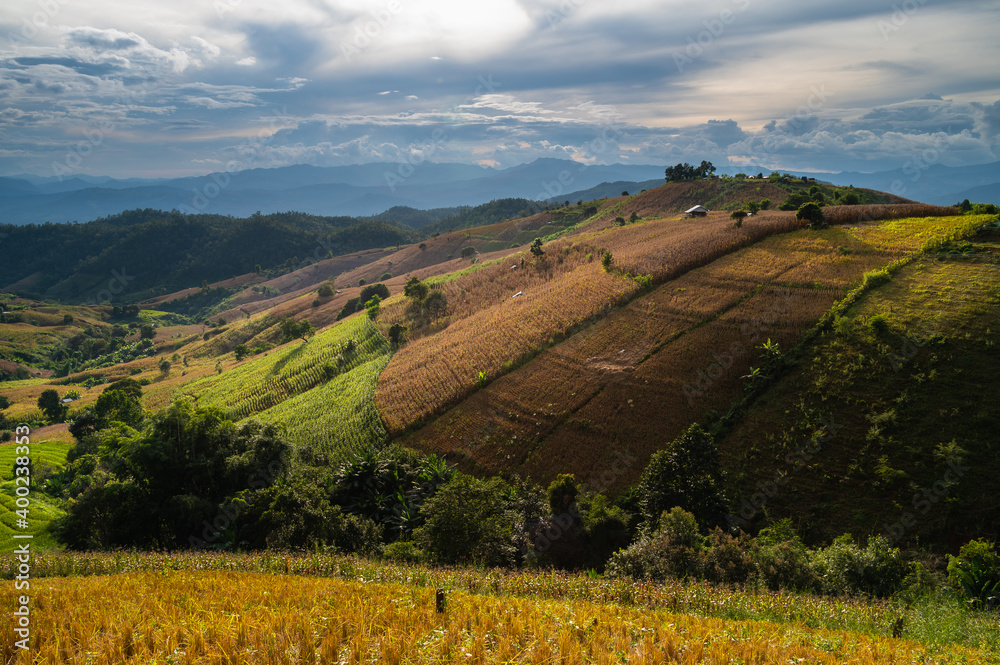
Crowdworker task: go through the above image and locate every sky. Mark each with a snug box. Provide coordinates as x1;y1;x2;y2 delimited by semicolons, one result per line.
1;0;999;179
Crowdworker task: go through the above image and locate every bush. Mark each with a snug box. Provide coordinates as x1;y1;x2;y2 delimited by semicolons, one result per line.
415;474;522;567
317;284;334;298
809;534;910;598
947;539;1000;610
701;528;755;585
796;202;826;228
637;424;727;531
383;540;426;564
360;283;390;303
460;246;477;258
605;508;703;581
379;272;392;281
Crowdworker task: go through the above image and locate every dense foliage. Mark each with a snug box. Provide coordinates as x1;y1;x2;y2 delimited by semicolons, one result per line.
0;209;420;302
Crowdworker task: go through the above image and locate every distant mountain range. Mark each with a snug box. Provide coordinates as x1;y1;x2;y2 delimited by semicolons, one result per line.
2;158;997;225
0;160;664;225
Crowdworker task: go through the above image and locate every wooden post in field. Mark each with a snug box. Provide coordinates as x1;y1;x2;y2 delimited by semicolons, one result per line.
436;588;446;613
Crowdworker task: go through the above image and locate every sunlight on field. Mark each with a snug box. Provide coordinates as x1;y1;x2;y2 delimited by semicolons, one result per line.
2;569;991;664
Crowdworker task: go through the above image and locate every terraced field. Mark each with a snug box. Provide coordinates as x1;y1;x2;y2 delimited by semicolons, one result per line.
397;216;993;490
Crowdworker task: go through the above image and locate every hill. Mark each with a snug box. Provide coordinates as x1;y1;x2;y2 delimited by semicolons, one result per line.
0;209;420;303
0;177;995;560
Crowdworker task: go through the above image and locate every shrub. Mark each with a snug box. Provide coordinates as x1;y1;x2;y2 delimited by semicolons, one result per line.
605;508;703;581
868;313;891;335
415;474;522;567
460;246;477;258
360;283;390;303
382;540;426;564
637;424;727;531
796;202;826;228
809;534;910;598
947;539;1000;610
317;284;334;298
379;272;392;281
701;528;755;585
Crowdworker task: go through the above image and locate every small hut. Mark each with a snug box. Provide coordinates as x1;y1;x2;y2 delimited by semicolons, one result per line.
685;205;709;218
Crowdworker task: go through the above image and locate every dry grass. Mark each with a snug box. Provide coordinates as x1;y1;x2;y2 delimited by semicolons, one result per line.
2;569;990;664
823;204;958;226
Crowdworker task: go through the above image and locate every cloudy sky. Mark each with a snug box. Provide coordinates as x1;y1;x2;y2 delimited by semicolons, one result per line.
1;0;999;178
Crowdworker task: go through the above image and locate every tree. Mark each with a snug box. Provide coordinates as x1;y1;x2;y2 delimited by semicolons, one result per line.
404;277;429;302
630;212;639;223
234;344;249;361
547;474;579;517
423;290;448;320
959;199;973;213
317;283;334;298
140;324;155;340
38;389;66;423
54;401;291;550
796;202;826;229
104;378;142;402
730;210;748;227
388;323;407;346
637;424;727;531
601;251;614;272
746;201;761;215
93;388;143;430
615;216;626;226
419;242;427;251
63;314;74;325
530;238;545;256
840;191;860;205
379;272;392;281
159;358;171;374
365;295;381;320
759;198;771;210
460;246;477;258
416;474;521;567
0;395;11;410
360;283;390;303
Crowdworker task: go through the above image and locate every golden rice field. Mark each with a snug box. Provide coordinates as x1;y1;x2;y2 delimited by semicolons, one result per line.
2;569;993;664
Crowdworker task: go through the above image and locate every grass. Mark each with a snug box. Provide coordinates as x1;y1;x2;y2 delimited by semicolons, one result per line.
1;552;997;662
180;315;389;422
0;440;70;551
720;236;1000;548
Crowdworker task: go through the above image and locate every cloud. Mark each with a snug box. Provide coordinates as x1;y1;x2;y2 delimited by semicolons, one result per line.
0;0;996;178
